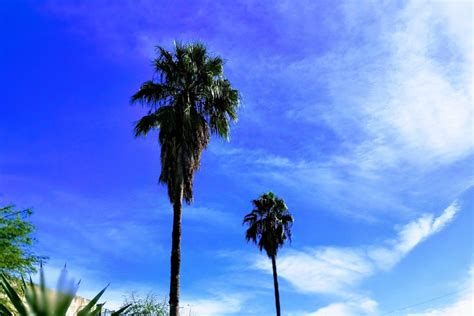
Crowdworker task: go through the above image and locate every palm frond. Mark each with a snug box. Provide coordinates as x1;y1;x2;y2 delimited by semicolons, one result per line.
131;81;174;108
134;105;176;137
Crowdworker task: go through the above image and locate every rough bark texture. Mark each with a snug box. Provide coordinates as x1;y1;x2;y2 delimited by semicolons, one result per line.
271;255;281;316
169;187;183;316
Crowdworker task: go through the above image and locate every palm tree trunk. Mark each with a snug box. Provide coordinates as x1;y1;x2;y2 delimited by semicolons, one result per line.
271;255;281;316
169;187;183;316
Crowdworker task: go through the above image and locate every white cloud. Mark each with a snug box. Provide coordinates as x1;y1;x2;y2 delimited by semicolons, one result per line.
371;201;459;270
407;294;473;316
343;0;473;170
281;0;473;171
255;247;371;295
407;265;474;316
255;201;460;295
304;297;378;316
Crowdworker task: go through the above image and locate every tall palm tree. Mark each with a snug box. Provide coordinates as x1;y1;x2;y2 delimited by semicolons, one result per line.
132;42;239;316
243;192;294;316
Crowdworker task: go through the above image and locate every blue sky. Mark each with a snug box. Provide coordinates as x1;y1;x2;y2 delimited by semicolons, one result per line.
1;0;473;315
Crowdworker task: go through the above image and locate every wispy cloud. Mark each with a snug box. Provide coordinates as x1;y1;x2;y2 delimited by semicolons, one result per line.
289;0;474;171
407;264;474;316
369;201;459;271
356;0;473;170
303;296;378;316
209;143;420;222
407;293;473;316
255;201;459;296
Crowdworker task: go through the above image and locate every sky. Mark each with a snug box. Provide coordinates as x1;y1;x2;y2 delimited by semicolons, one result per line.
0;0;473;315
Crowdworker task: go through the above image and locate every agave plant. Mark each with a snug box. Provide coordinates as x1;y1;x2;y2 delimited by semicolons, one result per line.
0;265;129;316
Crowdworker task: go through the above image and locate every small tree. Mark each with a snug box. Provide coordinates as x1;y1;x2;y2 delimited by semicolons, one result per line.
0;205;45;310
0;205;43;275
121;292;168;316
243;192;294;316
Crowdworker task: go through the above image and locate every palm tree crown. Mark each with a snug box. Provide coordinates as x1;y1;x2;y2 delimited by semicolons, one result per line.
243;192;294;258
132;42;239;204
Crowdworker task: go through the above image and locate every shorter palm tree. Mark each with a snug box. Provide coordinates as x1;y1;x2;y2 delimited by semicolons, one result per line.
243;192;294;316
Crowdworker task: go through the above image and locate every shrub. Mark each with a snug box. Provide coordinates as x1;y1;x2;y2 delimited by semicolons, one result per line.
121;292;168;316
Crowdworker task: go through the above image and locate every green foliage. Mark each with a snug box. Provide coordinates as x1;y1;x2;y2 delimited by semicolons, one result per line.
0;265;129;316
0;206;43;276
121;292;168;316
243;192;294;258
